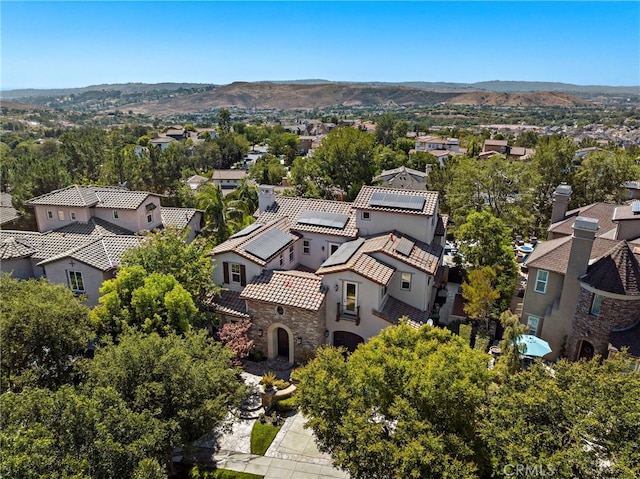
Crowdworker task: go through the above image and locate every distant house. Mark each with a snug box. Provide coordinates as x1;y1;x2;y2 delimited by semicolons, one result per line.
186;175;210;191
481;139;534;160
520;184;640;360
149;136;176;151
374;166;428;191
211;170;249;190
164;126;187;140
0;192;21;227
413;136;462;166
1;185;203;306
482;139;508;154
210;185;447;363
624;180;640;200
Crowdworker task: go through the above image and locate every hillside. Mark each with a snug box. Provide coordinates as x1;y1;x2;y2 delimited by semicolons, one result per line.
120;82;590;113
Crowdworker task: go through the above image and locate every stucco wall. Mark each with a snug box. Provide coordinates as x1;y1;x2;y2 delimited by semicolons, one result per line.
34;206;90;232
41;259;109;307
355;209;434;244
1;258;35;279
212;252;263;292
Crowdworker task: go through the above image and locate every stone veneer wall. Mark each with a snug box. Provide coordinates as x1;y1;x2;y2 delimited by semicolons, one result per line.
245;298;327;363
567;287;640;360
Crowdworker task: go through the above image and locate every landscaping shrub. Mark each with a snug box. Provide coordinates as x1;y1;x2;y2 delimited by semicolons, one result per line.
275;396;297;413
474;333;491;353
272;379;290;390
459;323;472;346
260;371;276;390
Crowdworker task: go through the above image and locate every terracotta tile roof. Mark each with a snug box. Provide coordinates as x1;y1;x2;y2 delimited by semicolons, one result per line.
211;170;248;181
209;290;249;318
372;295;429;329
525;236;622;275
0;237;37;260
26;185;158;210
352;186;438;217
316;231;441;283
610;320;640;358
581;241;640;295
161;207;200;229
240;270;327;311
258;196;358;238
549;203;619;237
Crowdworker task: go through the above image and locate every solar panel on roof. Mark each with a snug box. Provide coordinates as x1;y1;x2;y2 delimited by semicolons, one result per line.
321;238;365;268
395;237;415;256
369;192;426;211
244;229;293;261
230;222;263;238
297;210;349;229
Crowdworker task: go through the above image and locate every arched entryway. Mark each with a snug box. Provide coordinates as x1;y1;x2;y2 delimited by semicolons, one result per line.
577;340;595;360
267;323;295;364
333;331;364;353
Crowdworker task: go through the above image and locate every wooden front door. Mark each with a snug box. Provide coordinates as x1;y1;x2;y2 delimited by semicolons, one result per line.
277;328;289;358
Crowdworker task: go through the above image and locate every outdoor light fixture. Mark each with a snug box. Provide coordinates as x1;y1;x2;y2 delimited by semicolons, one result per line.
258;329;263;337
325;330;329;338
297;337;302;345
334;284;339;292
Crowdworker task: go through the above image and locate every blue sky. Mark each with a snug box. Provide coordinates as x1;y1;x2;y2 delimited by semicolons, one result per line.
2;1;639;90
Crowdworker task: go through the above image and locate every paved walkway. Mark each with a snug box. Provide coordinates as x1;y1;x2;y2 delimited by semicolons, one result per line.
210;369;349;478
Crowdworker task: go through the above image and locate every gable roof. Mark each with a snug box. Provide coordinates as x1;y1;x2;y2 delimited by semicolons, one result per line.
161;207;200;229
352;186;438;217
26;185;158;210
258;196;358;238
37;235;141;271
375;165;428;181
373;295;430;329
525;236;623;275
581;241;640;296
549;203;619;237
240;270;327;311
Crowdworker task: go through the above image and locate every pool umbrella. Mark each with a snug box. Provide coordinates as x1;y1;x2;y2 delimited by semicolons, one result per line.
516;335;552;357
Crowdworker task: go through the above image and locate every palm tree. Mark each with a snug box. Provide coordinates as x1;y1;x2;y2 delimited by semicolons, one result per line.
195;184;229;245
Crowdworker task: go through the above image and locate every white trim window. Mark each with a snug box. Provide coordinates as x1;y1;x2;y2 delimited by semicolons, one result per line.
590;294;603;316
70;212;76;220
343;282;358;314
527;315;540;336
67;271;85;292
361;211;371;220
401;272;412;291
230;263;242;284
113;210;119;219
46;210;53;219
289;245;294;263
57;210;65;221
534;269;548;294
303;240;310;255
147;213;153;223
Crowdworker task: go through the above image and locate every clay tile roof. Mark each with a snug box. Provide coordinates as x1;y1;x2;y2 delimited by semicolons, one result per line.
209;290;249;318
258;196;357;238
55;217;133;235
526;236;623;275
25;185;157;210
363;231;442;275
581;241;640;295
372;295;429;329
549;203;619;237
352;186;438;217
161;207;199;229
37;235;141;271
0;237;37;260
240;270;327;311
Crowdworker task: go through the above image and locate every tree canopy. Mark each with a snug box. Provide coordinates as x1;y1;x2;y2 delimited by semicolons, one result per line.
295;323;492;478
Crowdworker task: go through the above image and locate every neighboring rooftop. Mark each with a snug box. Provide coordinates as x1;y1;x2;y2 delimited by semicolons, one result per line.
352;186;438;216
549;202;620;238
26;185;159;210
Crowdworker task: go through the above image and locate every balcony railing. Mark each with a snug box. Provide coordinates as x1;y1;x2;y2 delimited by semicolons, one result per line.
336;302;360;325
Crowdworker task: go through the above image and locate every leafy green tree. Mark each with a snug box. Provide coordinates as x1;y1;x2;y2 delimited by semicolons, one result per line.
92;266;198;338
0;275;93;391
196;183;230;243
406;150;438;174
85;329;249;445
481;355;640;477
573;150;640;205
514;130;539;148
268;132;300;166
215;133;250;169
249;155;287;185
495;311;527;378
120;227;215;307
217;108;231;134
374;145;406;172
456;210;518;314
0;385;168;479
244;125;268;148
375;113;397;146
296;323;493;479
289;155;335;199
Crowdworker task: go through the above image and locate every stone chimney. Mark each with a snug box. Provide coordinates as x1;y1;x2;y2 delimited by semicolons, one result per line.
258;185;276;213
557;216;599;321
550;183;573;224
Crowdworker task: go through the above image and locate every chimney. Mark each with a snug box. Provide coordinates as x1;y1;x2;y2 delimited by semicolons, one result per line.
258;185;276;213
550;183;572;224
557;216;599;319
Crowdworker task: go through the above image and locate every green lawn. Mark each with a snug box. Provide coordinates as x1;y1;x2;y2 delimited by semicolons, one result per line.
190;466;263;478
250;421;281;455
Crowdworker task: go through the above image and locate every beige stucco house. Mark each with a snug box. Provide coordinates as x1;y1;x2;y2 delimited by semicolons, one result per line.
521;184;640;360
211;185;447;363
1;185;203;306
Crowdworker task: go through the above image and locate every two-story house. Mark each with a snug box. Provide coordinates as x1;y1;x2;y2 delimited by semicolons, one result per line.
373;166;428;191
210;185;446;363
520;184;640;360
0;185;203;306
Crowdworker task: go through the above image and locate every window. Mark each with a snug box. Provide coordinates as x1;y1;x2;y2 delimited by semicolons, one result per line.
147;213;153;223
67;271;85;292
277;306;284;315
279;253;284;267
362;211;370;220
57;210;65;221
230;263;242;284
344;282;357;314
401;272;412;291
534;270;548;294
289;245;294;262
113;210;119;219
591;294;603;316
381;285;387;298
46;210;53;219
527;316;540;336
303;240;310;255
329;243;340;255
70;212;76;220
